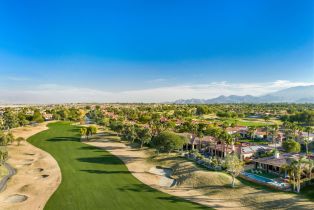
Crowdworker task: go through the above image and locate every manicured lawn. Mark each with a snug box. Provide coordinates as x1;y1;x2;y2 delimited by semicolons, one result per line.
221;118;272;127
206;118;281;127
28;122;208;210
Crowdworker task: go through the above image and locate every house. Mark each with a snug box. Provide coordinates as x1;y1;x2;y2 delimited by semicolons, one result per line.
254;130;266;139
104;111;117;119
300;132;314;142
84;116;93;124
240;145;271;160
26;110;34;115
178;133;217;150
43;113;53;121
226;126;248;135
160;117;168;123
252;153;312;175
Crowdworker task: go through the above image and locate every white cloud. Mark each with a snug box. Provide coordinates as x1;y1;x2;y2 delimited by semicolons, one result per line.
0;80;313;104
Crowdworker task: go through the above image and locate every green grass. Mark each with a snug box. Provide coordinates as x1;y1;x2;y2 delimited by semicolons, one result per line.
203;117;281;127
28;122;208;210
221;118;271;127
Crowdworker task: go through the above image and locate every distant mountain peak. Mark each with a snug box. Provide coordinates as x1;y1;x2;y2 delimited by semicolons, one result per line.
173;85;314;104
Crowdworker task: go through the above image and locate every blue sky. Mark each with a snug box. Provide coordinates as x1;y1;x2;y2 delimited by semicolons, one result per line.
0;0;313;103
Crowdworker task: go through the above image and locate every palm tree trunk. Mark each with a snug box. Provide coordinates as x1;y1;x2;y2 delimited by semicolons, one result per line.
297;178;301;193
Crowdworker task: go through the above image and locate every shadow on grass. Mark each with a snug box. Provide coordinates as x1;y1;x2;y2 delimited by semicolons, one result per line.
47;136;80;142
76;155;123;165
80;169;130;174
118;184;159;193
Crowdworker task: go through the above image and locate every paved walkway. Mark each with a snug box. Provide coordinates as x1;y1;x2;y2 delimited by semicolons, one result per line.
0;163;16;192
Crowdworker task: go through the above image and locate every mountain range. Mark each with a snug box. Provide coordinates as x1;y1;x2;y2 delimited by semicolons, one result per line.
173;85;314;104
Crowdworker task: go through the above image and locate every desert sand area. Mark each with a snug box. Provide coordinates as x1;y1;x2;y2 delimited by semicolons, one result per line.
86;135;314;210
0;122;61;210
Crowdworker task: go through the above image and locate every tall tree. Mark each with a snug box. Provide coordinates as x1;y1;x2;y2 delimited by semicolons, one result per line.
291;156;307;193
225;154;244;188
283;139;301;153
136;127;152;148
152;131;188;154
304;126;313;154
248;126;257;140
3;108;18;130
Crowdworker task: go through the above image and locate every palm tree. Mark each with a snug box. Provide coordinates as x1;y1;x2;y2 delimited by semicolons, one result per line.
291;156;307;193
283;121;292;138
225;133;233;155
304;126;313;154
270;124;279;150
197;123;206;150
231;133;241;152
264;115;271;139
306;159;314;182
219;131;232;158
248;126;257;140
290;122;298;139
282;162;296;191
209;127;222;157
197;130;204;150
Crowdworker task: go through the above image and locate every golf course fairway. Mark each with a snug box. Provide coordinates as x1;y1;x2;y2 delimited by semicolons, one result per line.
28;122;208;210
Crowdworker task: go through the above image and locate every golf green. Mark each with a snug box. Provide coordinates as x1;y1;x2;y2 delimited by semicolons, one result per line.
28;122;208;210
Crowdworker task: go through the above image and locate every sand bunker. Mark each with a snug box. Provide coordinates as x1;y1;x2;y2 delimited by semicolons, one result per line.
148;167;176;187
23;153;35;156
4;194;28;203
0;122;61;210
34;168;44;173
